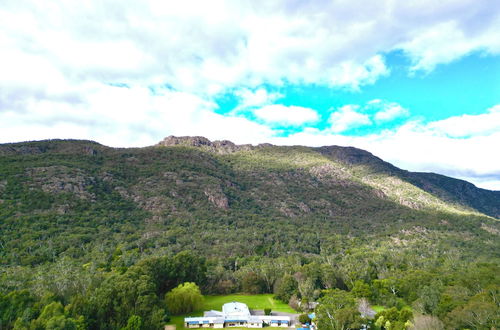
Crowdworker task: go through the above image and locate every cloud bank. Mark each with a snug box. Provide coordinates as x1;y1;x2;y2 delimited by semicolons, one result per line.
1;0;499;189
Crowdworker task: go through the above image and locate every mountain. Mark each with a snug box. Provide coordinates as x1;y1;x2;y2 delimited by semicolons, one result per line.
158;135;500;218
1;136;498;263
1;137;499;329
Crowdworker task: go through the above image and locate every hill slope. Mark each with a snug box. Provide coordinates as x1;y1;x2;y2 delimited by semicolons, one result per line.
0;137;498;264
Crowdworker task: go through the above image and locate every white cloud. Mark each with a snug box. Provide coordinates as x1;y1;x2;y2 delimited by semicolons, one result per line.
399;20;500;73
234;88;283;109
3;0;497;97
0;83;274;147
270;105;500;190
328;55;390;90
370;100;410;122
329;105;372;133
428;105;500;137
1;0;499;191
253;104;319;126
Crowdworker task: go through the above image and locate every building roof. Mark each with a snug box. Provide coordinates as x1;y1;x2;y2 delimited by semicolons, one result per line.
185;317;224;324
222;302;251;317
185;302;291;325
204;310;224;317
258;315;291;321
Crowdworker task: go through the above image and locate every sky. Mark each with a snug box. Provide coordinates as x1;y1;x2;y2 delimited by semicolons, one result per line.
1;1;500;190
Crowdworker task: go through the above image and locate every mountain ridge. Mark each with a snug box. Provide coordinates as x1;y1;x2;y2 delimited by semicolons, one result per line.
0;136;499;221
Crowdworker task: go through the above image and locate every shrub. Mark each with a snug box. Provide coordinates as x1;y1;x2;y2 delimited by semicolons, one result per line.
298;314;311;324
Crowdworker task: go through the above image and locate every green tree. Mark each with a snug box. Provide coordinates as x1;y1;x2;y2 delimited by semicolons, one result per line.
415;283;442;314
0;290;35;328
241;272;265;294
29;302;84;330
30;302;65;329
165;282;203;315
351;280;371;299
45;315;80;330
446;297;498;329
85;270;160;329
274;274;298;303
122;315;142;330
374;307;413;330
315;289;362;330
298;314;311;324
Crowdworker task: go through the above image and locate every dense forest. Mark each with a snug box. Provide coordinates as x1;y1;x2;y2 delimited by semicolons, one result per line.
0;138;499;329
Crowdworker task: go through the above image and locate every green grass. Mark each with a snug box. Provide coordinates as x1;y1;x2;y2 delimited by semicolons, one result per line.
202;294;295;312
167;294;296;329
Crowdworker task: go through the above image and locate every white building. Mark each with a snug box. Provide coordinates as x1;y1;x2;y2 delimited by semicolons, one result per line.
184;302;291;328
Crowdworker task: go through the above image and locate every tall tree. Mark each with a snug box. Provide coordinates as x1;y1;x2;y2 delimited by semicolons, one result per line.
165;282;203;315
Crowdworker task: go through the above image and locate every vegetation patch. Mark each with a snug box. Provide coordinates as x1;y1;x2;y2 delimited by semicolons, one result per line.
0;140;499;329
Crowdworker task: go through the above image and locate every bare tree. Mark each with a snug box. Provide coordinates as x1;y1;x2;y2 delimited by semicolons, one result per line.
410;315;444;330
358;298;375;319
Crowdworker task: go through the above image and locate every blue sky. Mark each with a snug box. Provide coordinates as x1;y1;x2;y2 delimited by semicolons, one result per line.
214;51;500;136
1;0;500;189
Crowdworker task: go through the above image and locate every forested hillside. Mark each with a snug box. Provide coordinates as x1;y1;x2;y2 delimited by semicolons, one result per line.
1;137;499;329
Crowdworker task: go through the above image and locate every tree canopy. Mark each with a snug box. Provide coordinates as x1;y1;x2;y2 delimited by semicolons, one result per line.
165;282;203;315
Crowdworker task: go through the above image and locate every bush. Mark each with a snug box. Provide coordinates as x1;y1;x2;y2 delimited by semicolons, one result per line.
122;315;142;330
264;308;271;315
298;314;311;324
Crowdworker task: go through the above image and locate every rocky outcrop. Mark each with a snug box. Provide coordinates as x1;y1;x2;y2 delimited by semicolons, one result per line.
309;163;351;185
26;166;95;199
204;186;229;210
0;145;44;155
156;136;252;154
158;136;213;147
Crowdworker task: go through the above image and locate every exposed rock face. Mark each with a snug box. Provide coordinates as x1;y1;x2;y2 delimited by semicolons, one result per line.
204;186;229;210
1;145;43;155
156;136;253;154
158;136;213;147
26;166;95;199
309;163;351;185
481;223;500;235
83;146;98;156
298;202;311;213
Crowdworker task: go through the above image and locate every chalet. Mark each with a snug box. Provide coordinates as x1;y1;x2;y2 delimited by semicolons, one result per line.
184;302;291;328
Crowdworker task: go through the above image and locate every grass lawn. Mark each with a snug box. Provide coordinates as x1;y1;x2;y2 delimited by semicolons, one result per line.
371;305;386;313
167;294;296;329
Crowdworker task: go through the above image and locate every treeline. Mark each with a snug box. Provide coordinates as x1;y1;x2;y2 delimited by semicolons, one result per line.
1;251;205;329
1;248;498;329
